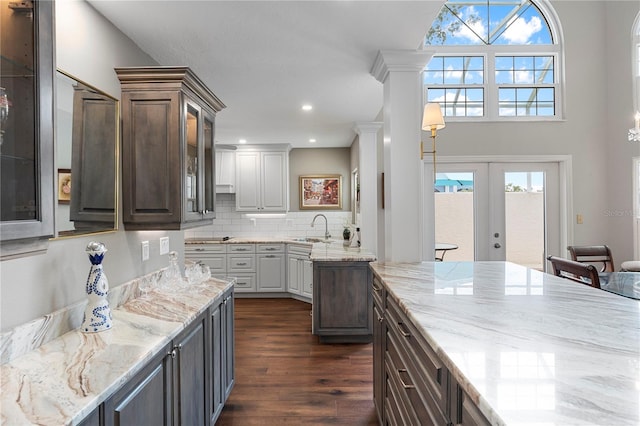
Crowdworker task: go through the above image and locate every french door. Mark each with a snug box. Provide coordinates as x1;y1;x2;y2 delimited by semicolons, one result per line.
432;160;562;271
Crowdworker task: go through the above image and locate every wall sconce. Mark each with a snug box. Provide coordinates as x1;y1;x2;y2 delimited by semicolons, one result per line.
420;102;446;181
629;111;640;142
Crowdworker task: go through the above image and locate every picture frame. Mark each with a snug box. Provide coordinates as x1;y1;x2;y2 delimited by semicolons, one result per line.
299;174;342;210
57;168;71;204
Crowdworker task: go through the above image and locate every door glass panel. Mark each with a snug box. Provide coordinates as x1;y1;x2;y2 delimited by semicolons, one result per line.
203;116;214;212
1;0;37;222
435;172;475;261
186;105;198;213
504;171;545;270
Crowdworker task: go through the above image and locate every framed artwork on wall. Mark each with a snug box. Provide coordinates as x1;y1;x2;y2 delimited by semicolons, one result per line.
57;168;71;204
299;175;342;210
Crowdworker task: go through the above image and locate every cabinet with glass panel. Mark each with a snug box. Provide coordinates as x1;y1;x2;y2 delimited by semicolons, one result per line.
0;0;55;257
116;66;225;230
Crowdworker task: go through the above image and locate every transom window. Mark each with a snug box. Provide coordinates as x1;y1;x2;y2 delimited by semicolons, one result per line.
423;0;563;120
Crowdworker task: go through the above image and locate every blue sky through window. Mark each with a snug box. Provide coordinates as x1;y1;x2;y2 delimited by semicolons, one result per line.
425;0;552;46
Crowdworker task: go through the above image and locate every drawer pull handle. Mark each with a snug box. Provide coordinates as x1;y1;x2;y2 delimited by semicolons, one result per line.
236;262;247;266
398;322;411;338
195;248;205;251
372;282;382;292
265;248;277;251
235;248;248;251
398;369;415;389
265;255;276;258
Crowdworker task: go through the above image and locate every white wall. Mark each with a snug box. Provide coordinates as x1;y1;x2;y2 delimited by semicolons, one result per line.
431;1;640;263
0;0;175;332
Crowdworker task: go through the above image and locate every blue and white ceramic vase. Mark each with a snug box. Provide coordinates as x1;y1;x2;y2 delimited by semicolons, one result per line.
81;242;113;333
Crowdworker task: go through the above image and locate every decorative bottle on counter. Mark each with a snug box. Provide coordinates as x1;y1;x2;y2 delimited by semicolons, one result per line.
81;242;113;333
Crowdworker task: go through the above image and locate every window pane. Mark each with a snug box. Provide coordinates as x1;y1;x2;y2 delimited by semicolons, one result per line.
424;70;443;85
427;88;445;103
495;57;513;72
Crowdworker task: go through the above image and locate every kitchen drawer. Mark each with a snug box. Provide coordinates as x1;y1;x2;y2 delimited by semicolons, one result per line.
227;254;256;273
451;383;491;426
386;327;448;425
185;243;226;254
198;256;226;274
372;276;385;311
386;295;448;424
229;273;256;292
228;243;255;253
257;243;284;253
385;353;413;426
287;243;311;257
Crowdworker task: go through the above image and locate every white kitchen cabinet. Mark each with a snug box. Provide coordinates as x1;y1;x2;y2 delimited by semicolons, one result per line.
235;146;290;211
215;150;236;193
256;244;286;292
185;244;226;277
227;244;256;293
287;244;313;301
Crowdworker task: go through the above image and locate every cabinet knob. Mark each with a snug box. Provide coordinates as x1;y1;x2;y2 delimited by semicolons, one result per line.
176;343;183;352
168;348;177;359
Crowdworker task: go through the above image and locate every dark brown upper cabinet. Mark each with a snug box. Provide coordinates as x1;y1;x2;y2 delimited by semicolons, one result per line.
116;67;225;230
0;0;55;258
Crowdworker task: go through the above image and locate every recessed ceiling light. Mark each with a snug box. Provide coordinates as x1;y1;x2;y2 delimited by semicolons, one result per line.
309;139;316;143
302;104;313;111
239;139;247;144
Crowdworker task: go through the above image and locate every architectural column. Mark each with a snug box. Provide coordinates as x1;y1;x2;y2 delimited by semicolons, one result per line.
371;50;434;262
354;122;382;255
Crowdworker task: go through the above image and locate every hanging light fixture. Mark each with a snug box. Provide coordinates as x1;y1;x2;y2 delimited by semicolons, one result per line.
420;102;446;182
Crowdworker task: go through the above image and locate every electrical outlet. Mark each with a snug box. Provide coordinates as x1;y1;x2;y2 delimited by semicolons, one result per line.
159;237;170;255
141;241;150;261
576;214;583;224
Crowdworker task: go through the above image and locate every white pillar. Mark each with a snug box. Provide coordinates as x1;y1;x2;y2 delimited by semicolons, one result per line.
354;122;382;255
371;50;434;262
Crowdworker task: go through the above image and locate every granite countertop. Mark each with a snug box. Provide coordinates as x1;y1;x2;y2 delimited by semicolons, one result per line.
185;237;377;262
0;277;234;426
370;261;640;425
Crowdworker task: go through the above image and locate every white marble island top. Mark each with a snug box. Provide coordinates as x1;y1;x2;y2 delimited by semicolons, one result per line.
370;261;640;426
0;277;233;426
310;241;377;262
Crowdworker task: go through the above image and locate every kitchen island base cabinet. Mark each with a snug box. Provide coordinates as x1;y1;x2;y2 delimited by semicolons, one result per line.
372;275;490;426
210;291;235;423
313;261;372;343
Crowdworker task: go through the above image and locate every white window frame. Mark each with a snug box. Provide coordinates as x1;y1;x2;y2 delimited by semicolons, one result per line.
422;0;565;122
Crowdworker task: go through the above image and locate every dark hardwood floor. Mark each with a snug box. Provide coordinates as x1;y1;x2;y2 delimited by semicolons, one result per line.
216;298;378;426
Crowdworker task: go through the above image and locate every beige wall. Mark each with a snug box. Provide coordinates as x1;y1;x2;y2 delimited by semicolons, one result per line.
289;148;351;211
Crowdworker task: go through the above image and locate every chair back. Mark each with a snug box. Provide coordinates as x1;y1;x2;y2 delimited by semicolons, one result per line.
567;245;614;272
547;256;601;289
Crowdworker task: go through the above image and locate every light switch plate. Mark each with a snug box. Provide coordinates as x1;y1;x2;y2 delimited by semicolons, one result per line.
159;237;170;255
141;241;150;261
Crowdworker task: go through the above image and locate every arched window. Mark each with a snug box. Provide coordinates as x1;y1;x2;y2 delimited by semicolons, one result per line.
423;0;564;120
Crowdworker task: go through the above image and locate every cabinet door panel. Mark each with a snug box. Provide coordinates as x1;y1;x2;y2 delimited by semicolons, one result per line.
223;294;235;398
210;303;224;422
288;256;301;294
235;152;260;210
104;345;172;426
261;152;286;210
301;259;313;297
122;92;180;222
174;317;207;426
257;254;285;291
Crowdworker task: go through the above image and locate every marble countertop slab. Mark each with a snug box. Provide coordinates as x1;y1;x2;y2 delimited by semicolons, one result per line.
0;277;234;426
370;261;640;426
310;240;377;262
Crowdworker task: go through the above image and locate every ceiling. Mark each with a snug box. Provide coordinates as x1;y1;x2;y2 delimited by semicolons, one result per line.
88;1;443;148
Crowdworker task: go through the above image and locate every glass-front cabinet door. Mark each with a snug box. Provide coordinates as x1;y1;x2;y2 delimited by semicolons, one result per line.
0;0;54;254
184;97;216;224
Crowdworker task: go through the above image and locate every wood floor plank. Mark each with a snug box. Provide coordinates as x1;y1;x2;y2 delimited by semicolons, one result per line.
216;298;378;425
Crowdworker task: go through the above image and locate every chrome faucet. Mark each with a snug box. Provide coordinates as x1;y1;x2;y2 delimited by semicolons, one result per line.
311;214;330;240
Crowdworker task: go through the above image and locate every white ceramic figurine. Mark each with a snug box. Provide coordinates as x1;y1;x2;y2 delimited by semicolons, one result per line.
81;242;113;333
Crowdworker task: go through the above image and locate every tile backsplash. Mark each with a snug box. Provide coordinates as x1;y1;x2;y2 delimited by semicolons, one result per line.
185;193;353;240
